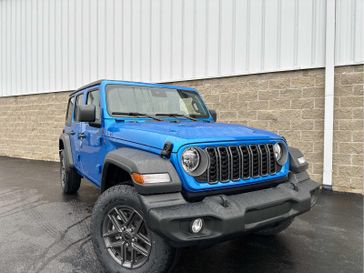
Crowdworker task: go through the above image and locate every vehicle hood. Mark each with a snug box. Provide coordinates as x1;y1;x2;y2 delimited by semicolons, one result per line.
106;121;283;152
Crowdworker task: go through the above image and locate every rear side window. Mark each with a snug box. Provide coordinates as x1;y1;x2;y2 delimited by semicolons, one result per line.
86;89;101;122
65;97;75;125
74;94;84;122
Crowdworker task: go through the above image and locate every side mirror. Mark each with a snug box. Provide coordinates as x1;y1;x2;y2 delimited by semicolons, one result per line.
77;104;96;123
209;109;217;122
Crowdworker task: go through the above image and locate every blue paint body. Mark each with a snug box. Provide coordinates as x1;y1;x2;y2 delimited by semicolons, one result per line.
64;80;289;192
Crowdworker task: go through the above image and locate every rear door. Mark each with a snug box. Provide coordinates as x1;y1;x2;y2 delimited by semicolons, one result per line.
69;93;84;172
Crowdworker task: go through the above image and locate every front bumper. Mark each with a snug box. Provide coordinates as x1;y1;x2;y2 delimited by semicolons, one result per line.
139;172;320;247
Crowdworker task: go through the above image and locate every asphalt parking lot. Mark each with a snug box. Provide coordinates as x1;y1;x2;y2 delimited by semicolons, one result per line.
0;156;362;273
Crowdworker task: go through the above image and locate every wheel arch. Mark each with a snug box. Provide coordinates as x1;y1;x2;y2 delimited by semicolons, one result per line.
59;133;74;169
101;148;182;194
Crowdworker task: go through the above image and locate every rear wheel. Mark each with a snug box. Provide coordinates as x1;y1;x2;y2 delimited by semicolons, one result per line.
91;184;177;273
59;150;81;194
254;218;294;236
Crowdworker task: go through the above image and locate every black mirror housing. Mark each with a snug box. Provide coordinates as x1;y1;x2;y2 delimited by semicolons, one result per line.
209;109;217;122
77;105;96;123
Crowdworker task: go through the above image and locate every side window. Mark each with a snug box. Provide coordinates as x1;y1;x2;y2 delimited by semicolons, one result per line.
65;97;75;125
74;94;84;122
87;90;101;122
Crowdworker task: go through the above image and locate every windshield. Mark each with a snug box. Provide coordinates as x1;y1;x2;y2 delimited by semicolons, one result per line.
106;85;210;118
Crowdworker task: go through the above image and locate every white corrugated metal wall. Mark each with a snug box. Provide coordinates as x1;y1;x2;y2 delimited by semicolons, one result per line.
0;0;363;97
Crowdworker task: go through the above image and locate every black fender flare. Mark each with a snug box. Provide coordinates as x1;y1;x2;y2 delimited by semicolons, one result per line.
288;147;309;173
59;133;74;170
101;148;182;194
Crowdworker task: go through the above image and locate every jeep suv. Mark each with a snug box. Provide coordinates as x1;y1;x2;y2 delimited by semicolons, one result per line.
59;80;320;273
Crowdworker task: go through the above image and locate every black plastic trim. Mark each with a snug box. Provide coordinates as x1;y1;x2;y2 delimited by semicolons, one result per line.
139;175;320;247
102;148;182;194
59;133;74;169
289;147;309;173
183;176;288;202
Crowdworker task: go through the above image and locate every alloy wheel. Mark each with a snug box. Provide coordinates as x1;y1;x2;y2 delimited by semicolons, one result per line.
102;206;152;269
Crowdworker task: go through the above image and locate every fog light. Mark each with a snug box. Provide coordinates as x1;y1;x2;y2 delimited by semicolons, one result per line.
191;218;204;234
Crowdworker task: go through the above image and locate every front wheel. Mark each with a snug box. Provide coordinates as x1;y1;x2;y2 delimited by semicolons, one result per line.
91;185;177;273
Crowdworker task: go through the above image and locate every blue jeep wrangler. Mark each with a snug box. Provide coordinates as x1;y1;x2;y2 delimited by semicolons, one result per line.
59;80;320;273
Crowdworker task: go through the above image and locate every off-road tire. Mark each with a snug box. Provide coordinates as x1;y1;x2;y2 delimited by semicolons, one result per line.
254;218;294;236
59;150;81;194
91;184;178;273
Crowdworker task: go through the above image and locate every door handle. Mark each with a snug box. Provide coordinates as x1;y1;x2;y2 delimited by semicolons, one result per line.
78;132;86;139
69;130;75;135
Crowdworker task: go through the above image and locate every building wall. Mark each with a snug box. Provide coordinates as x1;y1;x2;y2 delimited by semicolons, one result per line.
0;0;363;97
0;65;362;193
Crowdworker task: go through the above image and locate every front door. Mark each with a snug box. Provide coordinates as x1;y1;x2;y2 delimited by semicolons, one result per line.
79;88;104;185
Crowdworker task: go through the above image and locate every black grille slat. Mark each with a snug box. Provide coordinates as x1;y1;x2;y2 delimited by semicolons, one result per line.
267;144;277;174
229;146;241;181
259;144;269;175
195;143;282;184
217;147;230;182
240;145;251;179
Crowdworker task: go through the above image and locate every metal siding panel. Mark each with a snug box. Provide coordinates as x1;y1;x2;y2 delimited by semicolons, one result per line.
264;0;279;71
354;0;364;63
131;0;142;81
171;0;183;80
280;0;295;69
297;0;314;68
114;0;124;80
249;0;263;73
194;0;208;78
182;0;194;80
220;0;234;76
0;0;363;97
205;0;220;77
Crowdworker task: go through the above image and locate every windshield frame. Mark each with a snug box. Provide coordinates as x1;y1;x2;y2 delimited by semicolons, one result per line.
105;84;211;120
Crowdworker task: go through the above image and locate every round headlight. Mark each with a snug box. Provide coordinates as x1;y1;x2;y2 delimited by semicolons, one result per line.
273;142;288;166
182;148;200;173
273;143;282;161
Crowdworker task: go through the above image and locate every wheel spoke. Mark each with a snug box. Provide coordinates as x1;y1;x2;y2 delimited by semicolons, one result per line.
126;211;136;227
103;229;119;238
106;240;123;249
136;233;151;246
108;214;122;232
114;208;128;223
122;241;127;262
132;242;149;257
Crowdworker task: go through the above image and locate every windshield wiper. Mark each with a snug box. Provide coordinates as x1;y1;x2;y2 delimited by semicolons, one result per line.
111;112;162;121
155;113;198;121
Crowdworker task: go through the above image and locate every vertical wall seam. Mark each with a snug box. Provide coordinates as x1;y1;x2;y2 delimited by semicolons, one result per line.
181;0;185;79
231;0;237;74
170;0;173;79
131;0;134;81
217;0;222;75
293;0;299;67
192;0;197;78
261;0;266;71
351;0;356;62
276;0;282;69
245;0;251;72
204;0;209;76
311;0;317;66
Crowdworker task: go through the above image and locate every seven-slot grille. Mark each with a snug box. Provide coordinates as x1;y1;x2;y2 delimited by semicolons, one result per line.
195;144;281;184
